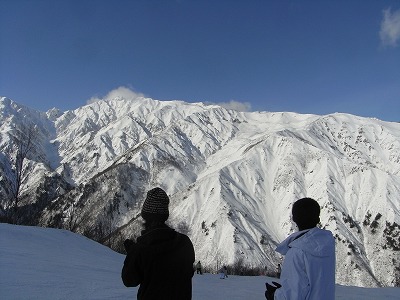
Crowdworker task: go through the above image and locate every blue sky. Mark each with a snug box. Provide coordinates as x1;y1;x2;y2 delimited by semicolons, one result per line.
1;0;399;122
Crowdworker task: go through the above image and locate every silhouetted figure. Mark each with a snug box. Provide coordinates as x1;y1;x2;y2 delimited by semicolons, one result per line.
122;187;195;300
219;266;228;279
196;261;203;274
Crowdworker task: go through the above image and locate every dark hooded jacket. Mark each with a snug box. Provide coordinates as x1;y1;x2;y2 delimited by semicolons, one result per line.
122;224;195;300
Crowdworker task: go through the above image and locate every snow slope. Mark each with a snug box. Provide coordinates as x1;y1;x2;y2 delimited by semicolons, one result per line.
0;224;399;300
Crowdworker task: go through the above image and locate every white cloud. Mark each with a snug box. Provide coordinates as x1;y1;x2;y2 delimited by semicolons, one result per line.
86;88;252;112
217;100;252;112
380;8;400;47
86;96;102;105
86;86;146;105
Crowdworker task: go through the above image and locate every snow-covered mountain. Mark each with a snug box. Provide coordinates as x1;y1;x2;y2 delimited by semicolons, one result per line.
0;96;399;288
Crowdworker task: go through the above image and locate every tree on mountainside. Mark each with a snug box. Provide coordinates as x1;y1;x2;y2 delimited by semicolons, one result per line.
64;201;88;232
395;260;400;287
1;124;37;224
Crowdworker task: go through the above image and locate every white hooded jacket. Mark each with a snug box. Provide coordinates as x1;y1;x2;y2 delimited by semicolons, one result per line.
274;227;335;300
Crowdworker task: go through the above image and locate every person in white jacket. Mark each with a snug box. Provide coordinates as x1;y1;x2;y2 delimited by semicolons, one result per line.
265;197;336;300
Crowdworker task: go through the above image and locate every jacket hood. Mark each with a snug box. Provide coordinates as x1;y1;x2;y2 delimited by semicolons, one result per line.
276;227;335;257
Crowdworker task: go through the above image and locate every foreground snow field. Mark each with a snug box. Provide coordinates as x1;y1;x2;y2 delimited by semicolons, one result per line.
0;224;398;300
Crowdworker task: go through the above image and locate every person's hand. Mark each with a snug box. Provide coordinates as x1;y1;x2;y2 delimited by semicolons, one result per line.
124;239;135;253
265;281;282;300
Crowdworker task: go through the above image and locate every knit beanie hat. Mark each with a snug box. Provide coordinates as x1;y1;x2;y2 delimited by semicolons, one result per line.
141;187;170;222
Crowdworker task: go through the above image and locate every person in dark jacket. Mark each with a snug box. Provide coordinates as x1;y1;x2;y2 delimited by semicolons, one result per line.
121;187;195;300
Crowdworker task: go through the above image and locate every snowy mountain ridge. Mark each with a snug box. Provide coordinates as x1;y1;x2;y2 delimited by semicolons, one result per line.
0;96;399;288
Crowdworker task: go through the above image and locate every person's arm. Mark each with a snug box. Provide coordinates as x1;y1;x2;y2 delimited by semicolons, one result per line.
188;236;195;277
121;240;142;287
274;249;310;300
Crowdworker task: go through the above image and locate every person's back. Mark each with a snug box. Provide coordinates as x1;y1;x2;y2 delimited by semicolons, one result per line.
121;187;195;300
266;197;336;300
274;227;335;300
122;225;194;299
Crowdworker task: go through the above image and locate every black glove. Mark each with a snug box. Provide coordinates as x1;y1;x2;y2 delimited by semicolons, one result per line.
124;239;135;253
265;281;282;300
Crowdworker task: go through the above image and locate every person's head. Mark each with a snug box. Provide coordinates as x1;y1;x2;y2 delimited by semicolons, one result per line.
141;187;170;227
292;197;320;230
